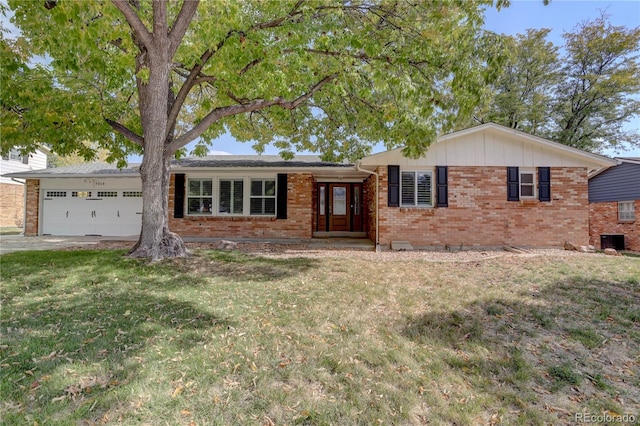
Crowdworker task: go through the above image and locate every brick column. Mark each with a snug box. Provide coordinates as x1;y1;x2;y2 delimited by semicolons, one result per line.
24;179;40;236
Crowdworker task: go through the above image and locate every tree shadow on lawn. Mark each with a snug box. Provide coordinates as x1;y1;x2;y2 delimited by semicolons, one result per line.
171;249;321;283
0;250;238;423
401;276;640;424
1;291;232;424
0;249;322;423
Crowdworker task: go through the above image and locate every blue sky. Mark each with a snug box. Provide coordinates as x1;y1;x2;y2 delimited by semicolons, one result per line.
189;0;640;158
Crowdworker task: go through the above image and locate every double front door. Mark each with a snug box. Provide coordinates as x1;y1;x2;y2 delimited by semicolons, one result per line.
317;183;363;232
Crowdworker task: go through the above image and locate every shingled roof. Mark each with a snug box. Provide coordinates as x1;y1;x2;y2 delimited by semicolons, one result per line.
171;155;352;168
2;155;354;179
2;162;140;178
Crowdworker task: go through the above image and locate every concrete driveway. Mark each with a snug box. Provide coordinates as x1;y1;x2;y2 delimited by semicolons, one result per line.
0;235;106;255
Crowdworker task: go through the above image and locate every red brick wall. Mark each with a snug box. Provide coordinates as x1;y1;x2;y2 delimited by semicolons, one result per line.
168;173;314;239
24;179;40;236
375;166;589;249
0;183;24;228
589;200;639;251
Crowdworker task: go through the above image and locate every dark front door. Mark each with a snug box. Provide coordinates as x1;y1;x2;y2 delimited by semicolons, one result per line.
329;184;350;231
316;183;364;233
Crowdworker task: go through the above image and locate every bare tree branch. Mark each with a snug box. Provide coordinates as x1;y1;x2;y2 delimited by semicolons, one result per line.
105;118;144;147
167;74;338;154
168;0;200;58
111;0;154;52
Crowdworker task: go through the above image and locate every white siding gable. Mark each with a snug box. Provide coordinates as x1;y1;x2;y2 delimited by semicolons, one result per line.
359;124;616;172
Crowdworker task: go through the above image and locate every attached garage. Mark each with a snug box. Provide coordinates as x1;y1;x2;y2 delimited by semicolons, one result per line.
5;163;143;237
41;189;142;236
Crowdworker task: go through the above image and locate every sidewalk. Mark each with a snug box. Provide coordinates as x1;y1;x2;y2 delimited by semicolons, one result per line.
0;235;105;255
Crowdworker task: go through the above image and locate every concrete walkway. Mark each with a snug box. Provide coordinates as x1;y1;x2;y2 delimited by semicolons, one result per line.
0;235;374;255
0;235;105;255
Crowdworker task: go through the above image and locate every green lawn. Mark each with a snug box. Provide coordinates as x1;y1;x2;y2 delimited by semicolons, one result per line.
1;249;638;425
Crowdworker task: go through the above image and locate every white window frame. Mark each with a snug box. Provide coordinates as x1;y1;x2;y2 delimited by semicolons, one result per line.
187;178;213;215
400;170;433;207
185;175;280;217
519;170;536;199
218;178;244;215
3;148;28;164
618;201;635;222
249;178;277;216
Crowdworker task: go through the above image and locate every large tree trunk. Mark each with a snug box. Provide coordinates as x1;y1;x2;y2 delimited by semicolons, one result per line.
128;155;188;260
128;38;188;260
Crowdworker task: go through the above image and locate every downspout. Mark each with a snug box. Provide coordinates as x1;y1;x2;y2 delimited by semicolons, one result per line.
355;160;380;252
11;178;26;236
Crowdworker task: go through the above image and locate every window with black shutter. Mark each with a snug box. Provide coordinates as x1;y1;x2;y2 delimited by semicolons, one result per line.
174;174;185;218
538;167;551;202
507;167;519;201
436;166;448;207
276;174;288;219
388;165;400;207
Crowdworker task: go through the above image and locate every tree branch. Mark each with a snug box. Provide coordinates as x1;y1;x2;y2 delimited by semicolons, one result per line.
105;119;144;147
168;0;200;58
239;58;262;76
152;0;168;47
251;0;305;30
165;0;308;143
167;74;338;153
111;0;154;52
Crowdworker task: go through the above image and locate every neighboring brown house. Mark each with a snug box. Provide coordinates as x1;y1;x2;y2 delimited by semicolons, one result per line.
588;158;640;252
5;124;616;249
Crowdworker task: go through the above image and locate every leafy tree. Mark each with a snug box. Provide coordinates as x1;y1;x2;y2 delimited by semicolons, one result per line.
473;15;640;153
551;14;640;152
476;28;560;135
2;0;506;259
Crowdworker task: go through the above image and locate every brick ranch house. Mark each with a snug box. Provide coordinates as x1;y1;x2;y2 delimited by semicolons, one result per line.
5;123;616;249
588;158;639;252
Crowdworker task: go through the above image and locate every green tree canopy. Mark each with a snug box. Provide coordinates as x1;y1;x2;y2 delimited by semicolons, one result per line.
474;14;640;153
480;28;560;135
552;14;640;152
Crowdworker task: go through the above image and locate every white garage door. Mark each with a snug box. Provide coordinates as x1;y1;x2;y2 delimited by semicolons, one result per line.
42;190;142;236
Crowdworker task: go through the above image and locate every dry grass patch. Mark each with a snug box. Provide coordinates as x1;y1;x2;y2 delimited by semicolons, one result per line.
1;249;638;425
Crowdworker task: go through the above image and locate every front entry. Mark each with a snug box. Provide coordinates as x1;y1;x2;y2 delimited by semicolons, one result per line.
316;183;363;232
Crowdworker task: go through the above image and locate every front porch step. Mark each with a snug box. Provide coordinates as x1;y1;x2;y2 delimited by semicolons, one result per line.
313;231;367;238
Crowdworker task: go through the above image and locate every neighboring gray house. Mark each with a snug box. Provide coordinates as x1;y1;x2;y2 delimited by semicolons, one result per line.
588;158;640;251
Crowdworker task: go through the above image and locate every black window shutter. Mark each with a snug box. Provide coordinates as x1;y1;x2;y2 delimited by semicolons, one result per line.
538;167;551;202
507;167;519;201
276;173;287;219
436;166;448;207
388;165;400;207
174;173;185;218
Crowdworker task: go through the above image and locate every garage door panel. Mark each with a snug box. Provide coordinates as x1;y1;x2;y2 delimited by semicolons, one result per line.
120;191;143;236
42;191;70;235
41;189;142;236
